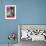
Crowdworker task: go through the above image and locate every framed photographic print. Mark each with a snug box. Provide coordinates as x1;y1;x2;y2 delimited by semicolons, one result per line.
5;5;16;19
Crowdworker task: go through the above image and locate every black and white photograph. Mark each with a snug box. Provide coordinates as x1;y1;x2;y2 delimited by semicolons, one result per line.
18;24;46;46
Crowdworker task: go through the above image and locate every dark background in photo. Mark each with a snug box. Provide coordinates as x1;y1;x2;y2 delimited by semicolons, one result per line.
7;7;15;17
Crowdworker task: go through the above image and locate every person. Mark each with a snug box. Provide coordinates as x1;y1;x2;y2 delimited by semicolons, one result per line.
7;7;15;17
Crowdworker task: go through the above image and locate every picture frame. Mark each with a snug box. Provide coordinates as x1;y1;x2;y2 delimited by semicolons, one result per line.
5;5;16;19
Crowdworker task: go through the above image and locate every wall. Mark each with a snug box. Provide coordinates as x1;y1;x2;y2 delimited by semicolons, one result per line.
16;0;46;24
0;0;18;44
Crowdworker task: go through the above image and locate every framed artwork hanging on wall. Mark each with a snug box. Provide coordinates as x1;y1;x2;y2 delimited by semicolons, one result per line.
5;5;16;19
